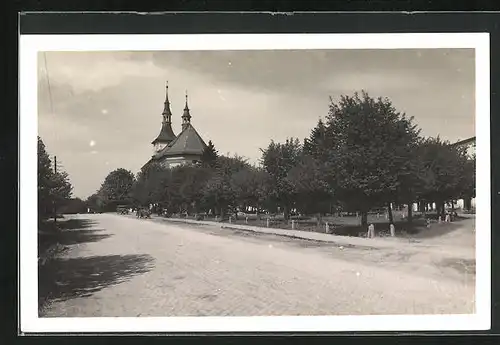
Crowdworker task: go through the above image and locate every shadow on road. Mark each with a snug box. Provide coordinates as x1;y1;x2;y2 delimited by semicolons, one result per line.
56;228;111;246
39;254;155;315
406;219;472;240
57;218;98;230
39;217;112;257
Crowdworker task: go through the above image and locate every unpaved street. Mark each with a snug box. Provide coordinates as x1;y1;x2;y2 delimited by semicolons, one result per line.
40;213;475;317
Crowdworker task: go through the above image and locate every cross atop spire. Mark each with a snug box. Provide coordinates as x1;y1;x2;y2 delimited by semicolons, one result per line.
162;80;172;118
184;90;189;110
182;89;192;131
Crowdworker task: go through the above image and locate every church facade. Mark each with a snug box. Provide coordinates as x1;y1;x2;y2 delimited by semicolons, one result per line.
144;83;207;169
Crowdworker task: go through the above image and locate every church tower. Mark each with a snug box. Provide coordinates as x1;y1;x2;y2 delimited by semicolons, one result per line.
151;81;177;153
181;91;192;131
143;85;207;171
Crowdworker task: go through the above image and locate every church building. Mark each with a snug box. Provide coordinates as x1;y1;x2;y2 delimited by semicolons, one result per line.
144;82;207;169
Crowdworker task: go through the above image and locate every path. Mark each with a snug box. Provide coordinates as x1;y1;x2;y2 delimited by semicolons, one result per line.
40;213;475;317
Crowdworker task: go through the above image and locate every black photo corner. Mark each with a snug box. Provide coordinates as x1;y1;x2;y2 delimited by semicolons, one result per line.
5;9;500;341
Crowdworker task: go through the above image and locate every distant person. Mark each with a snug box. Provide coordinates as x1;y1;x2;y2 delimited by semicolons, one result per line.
389;223;395;237
367;223;375;238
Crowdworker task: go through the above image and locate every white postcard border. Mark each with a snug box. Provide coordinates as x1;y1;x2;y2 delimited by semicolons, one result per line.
20;32;490;333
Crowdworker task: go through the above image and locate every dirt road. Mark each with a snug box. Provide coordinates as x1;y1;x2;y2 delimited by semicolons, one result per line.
39;213;475;317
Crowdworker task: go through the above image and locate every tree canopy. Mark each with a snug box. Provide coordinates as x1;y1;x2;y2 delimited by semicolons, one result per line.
260;138;302;219
97;168;135;211
319;91;422;224
200;140;219;168
37;136;73;221
95;90;475;228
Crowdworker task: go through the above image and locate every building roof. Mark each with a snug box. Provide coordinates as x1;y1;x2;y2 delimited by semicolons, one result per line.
155;123;207;158
451;136;476;147
151;122;176;144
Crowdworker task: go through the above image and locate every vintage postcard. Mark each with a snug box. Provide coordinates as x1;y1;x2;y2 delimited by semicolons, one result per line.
20;33;490;333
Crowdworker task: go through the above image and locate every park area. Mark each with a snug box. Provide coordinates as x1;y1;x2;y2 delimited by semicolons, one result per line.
161;208;475;239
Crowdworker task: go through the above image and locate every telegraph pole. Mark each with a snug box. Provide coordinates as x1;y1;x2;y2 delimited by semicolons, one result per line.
53;155;57;223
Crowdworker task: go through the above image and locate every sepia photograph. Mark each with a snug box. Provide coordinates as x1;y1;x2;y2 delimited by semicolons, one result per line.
20;33;490;333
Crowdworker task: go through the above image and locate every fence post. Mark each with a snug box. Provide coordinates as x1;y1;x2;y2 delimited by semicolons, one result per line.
266;218;270;228
291;219;295;230
325;222;329;234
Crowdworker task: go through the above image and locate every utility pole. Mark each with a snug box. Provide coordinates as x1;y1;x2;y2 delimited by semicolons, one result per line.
54;155;57;223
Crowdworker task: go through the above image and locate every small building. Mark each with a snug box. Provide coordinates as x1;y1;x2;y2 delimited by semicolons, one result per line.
451;136;476;158
143;82;207;170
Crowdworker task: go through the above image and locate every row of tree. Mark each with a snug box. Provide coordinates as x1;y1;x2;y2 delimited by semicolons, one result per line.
88;91;475;226
38;137;74;223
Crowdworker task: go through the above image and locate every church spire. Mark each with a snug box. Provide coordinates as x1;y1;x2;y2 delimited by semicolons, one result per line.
162;81;172;122
181;90;192;131
151;81;176;151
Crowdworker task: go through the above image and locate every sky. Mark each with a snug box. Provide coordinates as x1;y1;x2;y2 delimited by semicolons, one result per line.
37;49;475;199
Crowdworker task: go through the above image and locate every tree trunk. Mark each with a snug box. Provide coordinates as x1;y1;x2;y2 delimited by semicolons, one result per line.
465;197;472;211
387;202;394;224
407;201;413;223
220;206;226;221
283;204;290;221
361;211;368;227
316;212;323;227
436;200;445;219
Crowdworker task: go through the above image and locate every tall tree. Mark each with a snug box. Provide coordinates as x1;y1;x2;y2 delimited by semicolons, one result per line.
200;140;219;168
230;165;270;217
38;137;54;220
324;91;421;226
59;197;87;214
260;138;302;220
303;118;331;158
169;164;211;214
417;137;472;218
99;168;135;211
286;153;332;224
37;137;73;220
132;161;168;207
202;155;249;219
86;192;106;213
51;170;73;208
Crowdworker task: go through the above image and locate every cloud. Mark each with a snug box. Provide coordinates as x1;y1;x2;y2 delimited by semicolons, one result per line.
37;49;475;198
145;49;474;95
40;51;165;93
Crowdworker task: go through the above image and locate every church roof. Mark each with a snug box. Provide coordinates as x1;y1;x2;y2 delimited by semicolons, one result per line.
151;122;176;144
156;123;207;158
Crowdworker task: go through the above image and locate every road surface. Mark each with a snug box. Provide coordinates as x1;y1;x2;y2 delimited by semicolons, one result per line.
40;213;475;317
